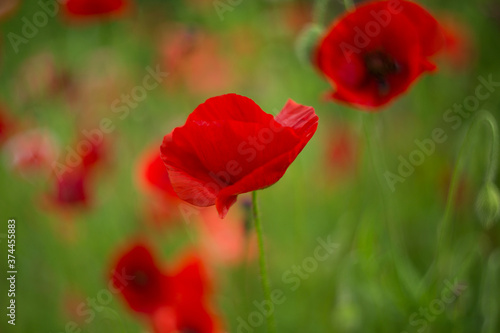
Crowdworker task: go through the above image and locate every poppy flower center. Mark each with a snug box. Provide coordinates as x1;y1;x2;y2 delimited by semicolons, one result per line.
132;270;150;287
363;51;400;95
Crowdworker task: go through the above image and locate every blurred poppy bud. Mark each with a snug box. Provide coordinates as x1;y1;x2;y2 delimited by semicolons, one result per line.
475;182;500;229
295;24;323;65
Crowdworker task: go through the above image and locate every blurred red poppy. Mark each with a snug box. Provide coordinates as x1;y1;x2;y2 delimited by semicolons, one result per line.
78;137;107;172
110;242;220;331
152;303;219;333
136;146;181;227
64;0;129;19
152;253;220;333
315;0;443;109
52;168;89;207
110;243;169;315
160;94;318;218
137;146;179;199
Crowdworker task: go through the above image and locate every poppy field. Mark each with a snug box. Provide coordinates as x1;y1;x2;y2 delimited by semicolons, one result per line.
1;0;500;332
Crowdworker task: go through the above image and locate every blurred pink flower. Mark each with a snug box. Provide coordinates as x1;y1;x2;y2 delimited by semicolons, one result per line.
197;206;257;267
3;128;59;174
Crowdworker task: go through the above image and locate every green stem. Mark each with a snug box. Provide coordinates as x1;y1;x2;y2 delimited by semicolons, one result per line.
362;113;421;300
252;191;277;333
313;0;330;27
434;111;499;279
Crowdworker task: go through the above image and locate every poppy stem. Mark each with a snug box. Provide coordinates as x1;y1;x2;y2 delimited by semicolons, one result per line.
252;191;277;333
434;111;499;278
362;114;420;300
313;0;330;27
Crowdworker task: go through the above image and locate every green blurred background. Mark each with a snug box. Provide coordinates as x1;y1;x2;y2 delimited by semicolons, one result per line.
1;0;500;332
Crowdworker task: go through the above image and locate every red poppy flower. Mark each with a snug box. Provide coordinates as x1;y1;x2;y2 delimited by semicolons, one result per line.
153;254;220;332
50;168;89;207
315;0;444;109
64;0;128;19
110;242;220;331
110;243;169;315
160;94;318;218
169;253;210;304
78;137;107;172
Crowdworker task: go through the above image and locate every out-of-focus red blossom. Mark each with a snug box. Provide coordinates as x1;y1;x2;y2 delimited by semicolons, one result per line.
152;304;220;333
110;242;221;332
315;0;444;109
160;27;236;96
136;146;181;227
3;128;58;173
110;243;169;315
325;125;361;178
76;137;108;172
198;207;255;266
137;146;178;199
63;0;129;20
52;168;89;207
169;253;211;306
160;94;319;218
439;15;475;70
0;0;20;20
152;253;220;333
